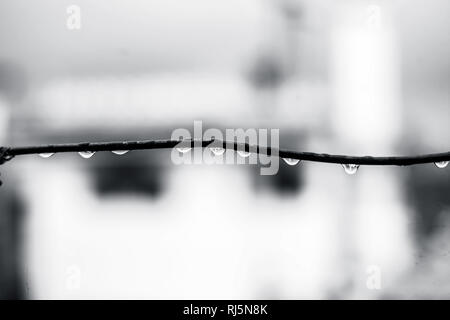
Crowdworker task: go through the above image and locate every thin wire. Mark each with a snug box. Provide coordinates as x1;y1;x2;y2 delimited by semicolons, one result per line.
1;139;449;166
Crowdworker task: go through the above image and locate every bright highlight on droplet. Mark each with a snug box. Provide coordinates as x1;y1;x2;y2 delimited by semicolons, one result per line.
39;153;54;158
342;164;359;175
282;158;300;166
210;147;225;156
237;150;251;158
176;147;191;154
112;150;129;155
434;161;449;169
78;151;95;159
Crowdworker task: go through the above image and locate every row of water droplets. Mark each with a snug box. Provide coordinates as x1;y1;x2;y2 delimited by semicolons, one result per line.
178;148;359;175
178;146;253;158
39;150;130;159
175;148;449;174
38;148;449;175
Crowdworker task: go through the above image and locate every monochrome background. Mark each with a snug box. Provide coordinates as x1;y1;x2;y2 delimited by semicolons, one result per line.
0;0;448;299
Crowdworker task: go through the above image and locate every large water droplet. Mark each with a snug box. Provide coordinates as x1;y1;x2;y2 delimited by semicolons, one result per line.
342;164;359;175
237;150;251;158
282;158;300;166
210;147;225;156
78;151;95;159
112;150;129;155
176;147;191;154
435;161;449;169
39;153;54;158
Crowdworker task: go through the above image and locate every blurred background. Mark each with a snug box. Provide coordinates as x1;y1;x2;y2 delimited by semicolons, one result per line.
0;0;448;299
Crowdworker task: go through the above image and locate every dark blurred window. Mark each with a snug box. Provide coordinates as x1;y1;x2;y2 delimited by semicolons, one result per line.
90;154;165;198
252;162;304;195
407;165;450;243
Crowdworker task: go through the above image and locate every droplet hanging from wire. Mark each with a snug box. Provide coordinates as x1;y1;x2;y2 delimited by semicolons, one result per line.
176;147;191;154
237;150;251;158
435;161;448;169
78;151;95;159
112;150;129;155
39;153;54;158
210;147;225;156
342;164;359;175
283;158;300;166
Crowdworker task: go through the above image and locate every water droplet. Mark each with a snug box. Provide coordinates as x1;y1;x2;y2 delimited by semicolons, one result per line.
435;161;449;169
210;147;225;156
237;150;251;158
78;151;95;159
176;147;191;154
342;164;359;175
39;153;54;158
282;158;300;166
112;150;129;155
